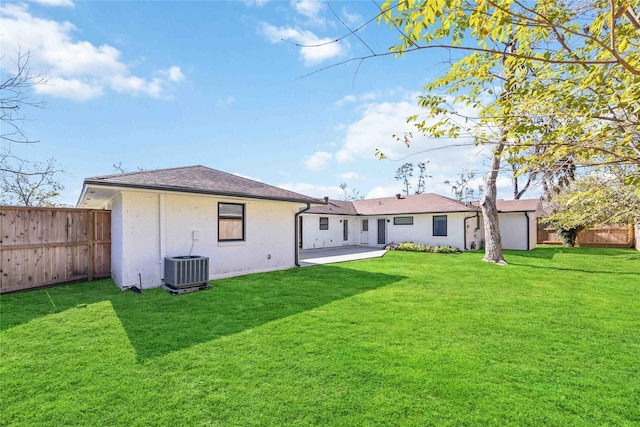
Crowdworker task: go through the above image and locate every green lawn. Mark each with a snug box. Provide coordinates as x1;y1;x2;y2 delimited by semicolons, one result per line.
1;247;639;426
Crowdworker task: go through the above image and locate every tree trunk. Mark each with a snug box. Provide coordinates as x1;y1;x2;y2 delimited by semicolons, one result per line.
481;142;508;265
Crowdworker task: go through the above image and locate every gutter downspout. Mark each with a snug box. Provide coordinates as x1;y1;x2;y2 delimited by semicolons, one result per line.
294;203;311;266
159;194;166;284
525;212;530;250
476;213;481;249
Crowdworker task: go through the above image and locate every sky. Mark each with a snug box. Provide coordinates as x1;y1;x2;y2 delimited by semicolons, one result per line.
1;0;522;207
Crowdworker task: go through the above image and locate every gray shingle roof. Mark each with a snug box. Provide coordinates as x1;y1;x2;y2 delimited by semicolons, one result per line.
305;194;481;216
304;194;542;216
84;165;323;204
494;199;542;212
305;199;359;215
353;193;480;215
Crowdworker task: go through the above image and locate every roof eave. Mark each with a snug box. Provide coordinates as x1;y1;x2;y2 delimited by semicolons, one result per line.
82;180;324;205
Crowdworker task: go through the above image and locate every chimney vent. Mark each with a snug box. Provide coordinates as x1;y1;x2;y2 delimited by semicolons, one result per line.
323;196;329;203
396;193;402;199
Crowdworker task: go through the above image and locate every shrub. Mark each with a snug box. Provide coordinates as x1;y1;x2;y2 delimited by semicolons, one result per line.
556;227;581;247
387;242;460;254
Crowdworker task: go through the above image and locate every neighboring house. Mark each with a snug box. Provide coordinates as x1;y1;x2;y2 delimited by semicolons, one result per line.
301;193;542;252
77;165;322;289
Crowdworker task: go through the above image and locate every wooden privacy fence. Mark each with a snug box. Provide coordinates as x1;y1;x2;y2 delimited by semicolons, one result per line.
0;207;111;293
537;222;635;248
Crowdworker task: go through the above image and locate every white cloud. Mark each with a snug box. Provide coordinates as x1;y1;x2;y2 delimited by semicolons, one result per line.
33;0;75;7
244;0;271;6
259;23;346;65
163;66;185;83
337;172;363;180
304;151;333;171
335;100;420;162
335;95;356;107
340;7;362;26
0;4;184;101
279;182;343;199
334;91;387;107
292;0;324;20
366;185;403;199
334;95;485;175
217;96;235;107
234;173;263;182
36;77;103;101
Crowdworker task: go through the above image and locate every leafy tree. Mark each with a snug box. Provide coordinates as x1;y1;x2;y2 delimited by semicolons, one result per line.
379;0;639;170
547;169;640;231
375;0;639;263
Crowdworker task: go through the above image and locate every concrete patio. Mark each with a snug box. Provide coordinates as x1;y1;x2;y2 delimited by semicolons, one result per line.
299;245;387;266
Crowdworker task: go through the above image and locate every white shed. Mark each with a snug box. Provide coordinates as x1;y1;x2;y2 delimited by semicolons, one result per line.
496;199;543;250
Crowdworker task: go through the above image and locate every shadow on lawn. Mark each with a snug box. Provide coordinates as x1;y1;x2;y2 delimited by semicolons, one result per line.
114;265;405;361
1;265;404;361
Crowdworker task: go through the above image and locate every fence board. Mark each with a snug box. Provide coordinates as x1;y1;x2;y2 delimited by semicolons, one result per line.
0;207;111;293
537;221;633;248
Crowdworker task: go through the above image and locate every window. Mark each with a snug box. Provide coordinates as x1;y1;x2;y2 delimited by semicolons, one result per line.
319;217;329;230
433;215;447;236
218;203;245;241
362;219;368;232
393;216;414;225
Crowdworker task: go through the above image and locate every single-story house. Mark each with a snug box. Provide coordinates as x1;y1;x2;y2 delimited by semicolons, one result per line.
77;165;322;289
76;165;541;289
300;193;542;251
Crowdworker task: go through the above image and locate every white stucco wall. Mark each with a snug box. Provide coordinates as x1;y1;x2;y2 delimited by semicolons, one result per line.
109;193;124;286
386;213;469;250
498;212;537;250
111;190;305;289
301;212;474;251
118;191;161;288
300;214;358;249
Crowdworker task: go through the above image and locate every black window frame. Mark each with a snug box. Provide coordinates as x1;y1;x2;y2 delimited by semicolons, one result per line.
393;216;414;225
433;215;447;236
319;217;329;230
218;202;245;242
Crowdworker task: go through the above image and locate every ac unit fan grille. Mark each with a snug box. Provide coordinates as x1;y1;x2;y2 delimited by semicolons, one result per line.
164;256;209;289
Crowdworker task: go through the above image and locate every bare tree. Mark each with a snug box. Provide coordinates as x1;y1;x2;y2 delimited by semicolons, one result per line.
112;162;148;174
415;161;431;194
339;182;364;201
395;163;413;196
1;49;47;145
444;169;476;201
0;48;65;206
0;157;65;206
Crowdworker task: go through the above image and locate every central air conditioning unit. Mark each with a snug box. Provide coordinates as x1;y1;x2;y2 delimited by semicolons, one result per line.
164;256;209;289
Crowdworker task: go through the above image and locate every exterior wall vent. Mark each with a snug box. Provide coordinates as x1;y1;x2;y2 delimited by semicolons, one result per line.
164;256;209;289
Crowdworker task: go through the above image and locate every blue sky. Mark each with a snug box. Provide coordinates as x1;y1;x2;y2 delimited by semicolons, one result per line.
1;0;517;206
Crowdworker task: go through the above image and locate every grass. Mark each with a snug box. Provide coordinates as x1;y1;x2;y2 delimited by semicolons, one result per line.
1;246;639;426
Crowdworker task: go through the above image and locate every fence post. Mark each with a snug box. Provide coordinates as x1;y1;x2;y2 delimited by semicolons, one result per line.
88;210;95;281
